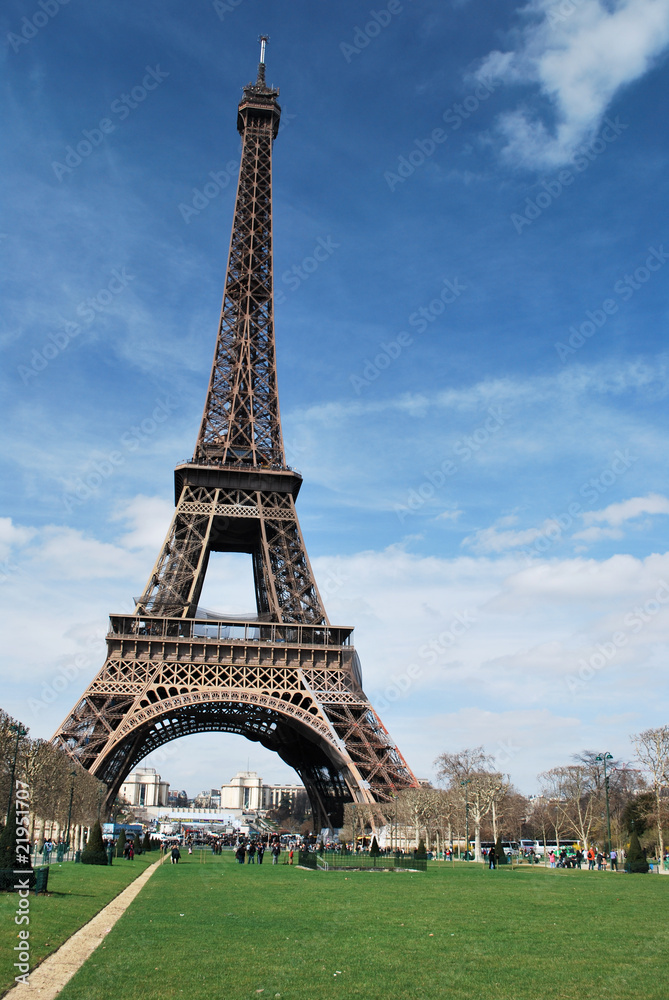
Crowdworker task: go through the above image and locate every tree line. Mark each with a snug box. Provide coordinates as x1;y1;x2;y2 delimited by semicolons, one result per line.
341;729;669;860
0;709;107;851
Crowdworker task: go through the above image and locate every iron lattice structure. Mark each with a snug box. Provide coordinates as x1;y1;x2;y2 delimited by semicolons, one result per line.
52;45;418;828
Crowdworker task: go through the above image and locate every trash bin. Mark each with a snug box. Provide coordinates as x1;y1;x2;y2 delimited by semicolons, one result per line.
34;867;49;895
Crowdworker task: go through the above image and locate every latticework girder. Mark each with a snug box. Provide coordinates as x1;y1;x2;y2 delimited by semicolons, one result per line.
195;75;283;468
52;47;418;826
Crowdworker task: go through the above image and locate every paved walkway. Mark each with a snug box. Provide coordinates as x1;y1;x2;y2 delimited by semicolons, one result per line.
5;857;164;1000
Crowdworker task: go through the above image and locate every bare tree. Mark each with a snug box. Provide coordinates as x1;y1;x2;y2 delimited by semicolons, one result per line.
0;710;31;819
434;747;505;861
633;726;669;860
539;768;578;847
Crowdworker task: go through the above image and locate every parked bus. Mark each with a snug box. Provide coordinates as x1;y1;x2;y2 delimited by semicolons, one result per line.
520;839;580;857
479;840;517;856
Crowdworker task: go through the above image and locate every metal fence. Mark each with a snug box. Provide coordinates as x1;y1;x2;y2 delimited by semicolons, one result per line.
299;851;427;872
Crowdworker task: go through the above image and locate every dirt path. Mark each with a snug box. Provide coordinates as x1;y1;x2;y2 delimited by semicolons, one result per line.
4;857;164;1000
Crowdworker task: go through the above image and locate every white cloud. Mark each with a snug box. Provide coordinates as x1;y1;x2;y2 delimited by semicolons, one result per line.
463;516;562;554
0;517;36;563
435;509;463;522
477;0;669;167
571;525;623;542
582;492;669;526
113;494;175;551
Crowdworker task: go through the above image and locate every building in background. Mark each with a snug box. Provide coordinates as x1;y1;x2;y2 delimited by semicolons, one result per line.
119;767;169;808
262;780;306;811
118;767;306;829
193;788;222;809
219;771;304;811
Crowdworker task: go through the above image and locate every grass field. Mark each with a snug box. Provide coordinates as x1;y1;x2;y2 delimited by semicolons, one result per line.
38;852;669;1000
0;855;153;995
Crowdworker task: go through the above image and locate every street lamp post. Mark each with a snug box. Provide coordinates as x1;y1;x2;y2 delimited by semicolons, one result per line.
65;768;77;848
461;779;471;861
5;724;28;826
596;753;613;860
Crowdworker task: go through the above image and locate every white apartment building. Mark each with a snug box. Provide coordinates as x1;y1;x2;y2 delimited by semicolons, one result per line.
119;767;169;808
219;771;305;811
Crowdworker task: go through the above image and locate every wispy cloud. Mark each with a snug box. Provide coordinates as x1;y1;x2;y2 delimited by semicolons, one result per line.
477;0;669;167
573;492;669;540
582;491;669;526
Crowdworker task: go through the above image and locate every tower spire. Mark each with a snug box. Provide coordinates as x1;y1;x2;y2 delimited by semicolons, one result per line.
257;33;268;85
195;37;281;468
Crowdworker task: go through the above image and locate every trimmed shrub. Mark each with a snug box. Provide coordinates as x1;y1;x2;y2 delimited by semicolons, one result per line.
115;828;127;858
625;830;649;874
370;836;381;857
143;831;151;852
495;836;508;865
81;821;108;866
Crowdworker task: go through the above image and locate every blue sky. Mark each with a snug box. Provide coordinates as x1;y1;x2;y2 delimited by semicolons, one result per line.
2;0;669;797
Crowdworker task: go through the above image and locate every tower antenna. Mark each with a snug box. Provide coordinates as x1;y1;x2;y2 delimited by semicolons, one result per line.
257;34;269;85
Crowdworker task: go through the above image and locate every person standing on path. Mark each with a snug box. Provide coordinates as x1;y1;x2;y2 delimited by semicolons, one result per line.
610;849;618;871
587;848;595;870
171;845;181;864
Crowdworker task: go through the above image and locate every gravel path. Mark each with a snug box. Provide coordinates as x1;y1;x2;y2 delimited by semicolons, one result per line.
4;857;164;999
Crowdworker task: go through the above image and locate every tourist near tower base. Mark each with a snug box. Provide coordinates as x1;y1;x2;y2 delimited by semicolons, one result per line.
52;38;418;830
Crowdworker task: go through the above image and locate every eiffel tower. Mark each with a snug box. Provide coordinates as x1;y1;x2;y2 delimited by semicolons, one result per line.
53;39;417;829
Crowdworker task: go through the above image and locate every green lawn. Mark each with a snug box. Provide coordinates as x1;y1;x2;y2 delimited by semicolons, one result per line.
0;855;154;995
47;853;669;1000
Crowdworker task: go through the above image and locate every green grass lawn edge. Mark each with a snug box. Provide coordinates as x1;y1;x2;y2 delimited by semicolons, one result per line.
0;854;156;996
53;851;669;1000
